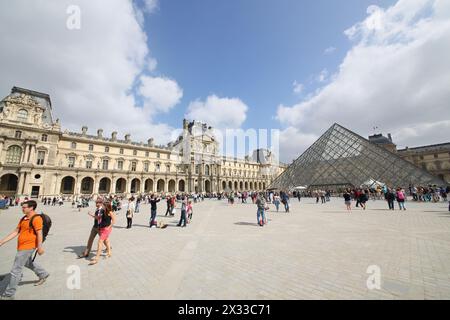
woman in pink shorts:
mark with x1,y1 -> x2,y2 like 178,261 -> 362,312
89,202 -> 115,265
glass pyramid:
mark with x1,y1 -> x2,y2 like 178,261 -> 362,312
271,123 -> 445,191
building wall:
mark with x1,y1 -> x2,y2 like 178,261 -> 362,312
0,88 -> 285,198
397,146 -> 450,184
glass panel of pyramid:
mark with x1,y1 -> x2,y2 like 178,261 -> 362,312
271,123 -> 445,190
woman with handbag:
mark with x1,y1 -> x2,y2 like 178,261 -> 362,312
126,199 -> 134,229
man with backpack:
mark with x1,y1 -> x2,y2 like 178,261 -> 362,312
0,200 -> 50,300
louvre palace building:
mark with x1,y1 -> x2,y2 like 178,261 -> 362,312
0,87 -> 285,198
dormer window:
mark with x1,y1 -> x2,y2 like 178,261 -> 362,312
16,109 -> 28,122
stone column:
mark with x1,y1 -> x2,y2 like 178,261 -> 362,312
0,137 -> 5,163
93,176 -> 100,195
53,174 -> 60,195
22,172 -> 31,195
29,144 -> 37,164
75,175 -> 81,197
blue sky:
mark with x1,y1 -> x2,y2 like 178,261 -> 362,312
142,0 -> 394,130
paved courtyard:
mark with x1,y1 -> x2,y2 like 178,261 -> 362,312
1,198 -> 450,300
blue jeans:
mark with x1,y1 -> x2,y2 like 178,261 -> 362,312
150,209 -> 157,226
398,201 -> 406,210
284,201 -> 289,212
274,201 -> 280,212
178,209 -> 187,226
4,249 -> 49,298
257,208 -> 266,225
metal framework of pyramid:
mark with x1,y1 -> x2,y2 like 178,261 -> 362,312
270,123 -> 445,191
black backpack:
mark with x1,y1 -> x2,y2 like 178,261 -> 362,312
20,213 -> 52,242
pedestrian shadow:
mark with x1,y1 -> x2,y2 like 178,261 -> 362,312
234,222 -> 260,227
63,245 -> 88,257
113,225 -> 128,229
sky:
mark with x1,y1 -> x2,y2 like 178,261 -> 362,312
1,0 -> 449,163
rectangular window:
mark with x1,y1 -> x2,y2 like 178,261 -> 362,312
120,148 -> 124,154
157,153 -> 160,158
102,160 -> 109,170
36,151 -> 45,166
145,151 -> 149,157
71,142 -> 77,149
105,146 -> 110,153
133,150 -> 137,156
156,163 -> 160,172
68,157 -> 75,168
117,160 -> 123,170
166,165 -> 170,173
144,162 -> 149,172
41,134 -> 48,142
15,131 -> 22,139
131,162 -> 137,172
86,160 -> 92,169
89,144 -> 94,151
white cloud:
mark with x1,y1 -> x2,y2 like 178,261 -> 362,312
292,81 -> 304,94
0,0 -> 178,144
139,76 -> 183,113
185,95 -> 249,129
316,69 -> 329,83
277,0 -> 450,161
324,46 -> 336,55
279,127 -> 318,164
143,0 -> 159,13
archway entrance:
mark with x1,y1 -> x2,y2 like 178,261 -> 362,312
205,180 -> 211,193
222,181 -> 227,191
99,177 -> 111,194
130,178 -> 141,194
168,180 -> 176,193
144,179 -> 153,193
60,176 -> 75,194
0,174 -> 18,196
80,177 -> 94,194
178,180 -> 186,192
157,179 -> 165,192
115,178 -> 126,194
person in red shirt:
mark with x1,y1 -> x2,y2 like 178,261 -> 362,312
0,200 -> 49,300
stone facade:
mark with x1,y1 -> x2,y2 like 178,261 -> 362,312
397,144 -> 450,184
0,87 -> 285,197
369,133 -> 450,184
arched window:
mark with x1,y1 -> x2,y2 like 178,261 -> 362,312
16,109 -> 28,122
6,146 -> 22,164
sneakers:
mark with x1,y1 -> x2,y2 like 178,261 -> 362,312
34,274 -> 50,286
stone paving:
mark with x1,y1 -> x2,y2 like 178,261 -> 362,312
1,197 -> 450,300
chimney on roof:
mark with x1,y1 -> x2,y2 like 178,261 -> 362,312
125,134 -> 131,142
148,138 -> 154,147
111,131 -> 117,141
82,126 -> 88,136
388,133 -> 393,142
97,129 -> 103,138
